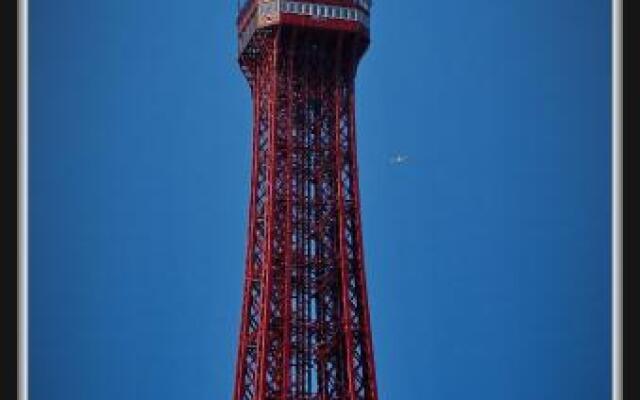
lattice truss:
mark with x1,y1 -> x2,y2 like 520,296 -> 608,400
233,26 -> 377,400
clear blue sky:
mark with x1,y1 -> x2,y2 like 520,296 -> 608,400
30,0 -> 611,399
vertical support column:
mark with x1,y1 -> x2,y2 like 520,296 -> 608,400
346,39 -> 378,400
333,33 -> 358,400
256,28 -> 280,400
281,27 -> 297,400
315,34 -> 331,397
233,60 -> 260,400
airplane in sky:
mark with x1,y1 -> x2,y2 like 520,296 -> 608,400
389,154 -> 409,165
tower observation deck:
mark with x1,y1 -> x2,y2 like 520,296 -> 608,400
232,1 -> 377,399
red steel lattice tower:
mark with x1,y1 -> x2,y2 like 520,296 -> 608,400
233,1 -> 377,399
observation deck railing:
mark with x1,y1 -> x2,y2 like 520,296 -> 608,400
237,0 -> 371,25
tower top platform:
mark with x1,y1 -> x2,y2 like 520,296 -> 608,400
237,0 -> 371,56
